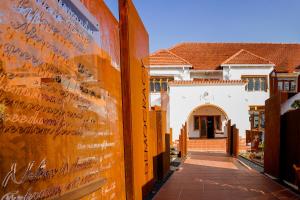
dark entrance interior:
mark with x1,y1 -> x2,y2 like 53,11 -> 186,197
207,116 -> 215,139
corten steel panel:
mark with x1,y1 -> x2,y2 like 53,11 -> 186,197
232,126 -> 239,157
119,0 -> 151,199
298,75 -> 300,92
149,110 -> 168,182
184,123 -> 188,157
163,134 -> 171,176
160,91 -> 169,112
170,128 -> 173,146
179,131 -> 182,157
280,109 -> 300,184
149,110 -> 158,182
0,0 -> 126,199
264,92 -> 288,178
226,120 -> 232,154
269,71 -> 278,97
179,124 -> 188,158
156,111 -> 164,155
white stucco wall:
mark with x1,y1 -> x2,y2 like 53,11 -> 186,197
169,83 -> 250,140
150,93 -> 161,107
150,65 -> 274,141
149,66 -> 191,80
223,66 -> 273,105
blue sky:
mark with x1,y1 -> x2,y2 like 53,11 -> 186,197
104,0 -> 300,53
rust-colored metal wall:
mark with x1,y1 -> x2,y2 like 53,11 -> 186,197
264,92 -> 288,178
0,0 -> 126,199
298,75 -> 300,93
280,109 -> 300,185
179,123 -> 188,158
226,120 -> 232,154
149,109 -> 170,183
232,125 -> 239,157
119,0 -> 152,199
226,121 -> 239,157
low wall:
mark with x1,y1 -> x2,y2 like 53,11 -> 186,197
188,138 -> 227,152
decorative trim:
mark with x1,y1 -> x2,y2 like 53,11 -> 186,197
169,80 -> 247,86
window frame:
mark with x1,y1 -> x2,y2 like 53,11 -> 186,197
150,76 -> 174,93
249,106 -> 265,131
242,75 -> 268,92
277,78 -> 297,92
194,116 -> 200,130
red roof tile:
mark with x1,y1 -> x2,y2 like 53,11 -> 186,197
163,43 -> 300,72
169,80 -> 247,86
222,49 -> 274,65
149,49 -> 191,66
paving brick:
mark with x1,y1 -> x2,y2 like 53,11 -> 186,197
154,152 -> 300,200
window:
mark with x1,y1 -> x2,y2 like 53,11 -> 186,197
253,113 -> 259,128
284,81 -> 290,91
161,81 -> 168,92
249,106 -> 265,131
248,78 -> 254,91
277,79 -> 297,92
242,76 -> 267,92
278,81 -> 283,91
260,112 -> 265,128
291,81 -> 297,91
150,81 -> 154,92
194,116 -> 200,130
154,81 -> 161,92
215,116 -> 221,130
150,77 -> 174,92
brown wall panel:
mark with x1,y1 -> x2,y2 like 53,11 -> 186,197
280,109 -> 300,184
264,92 -> 288,178
232,125 -> 239,157
0,0 -> 126,199
119,0 -> 151,199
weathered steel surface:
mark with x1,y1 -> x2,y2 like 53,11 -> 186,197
0,0 -> 126,199
119,0 -> 151,199
264,92 -> 288,178
281,109 -> 300,184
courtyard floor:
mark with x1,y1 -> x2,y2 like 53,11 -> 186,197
154,151 -> 300,200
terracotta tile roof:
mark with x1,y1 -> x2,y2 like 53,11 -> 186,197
222,49 -> 274,65
165,43 -> 300,72
169,80 -> 247,86
149,49 -> 191,66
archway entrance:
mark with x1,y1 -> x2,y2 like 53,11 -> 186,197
187,104 -> 229,139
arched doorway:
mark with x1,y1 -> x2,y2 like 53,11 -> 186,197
187,104 -> 229,139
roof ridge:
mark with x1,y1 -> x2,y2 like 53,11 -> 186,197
149,49 -> 191,65
165,50 -> 192,65
168,42 -> 300,47
150,49 -> 168,56
169,80 -> 247,85
221,49 -> 274,65
241,49 -> 274,64
222,49 -> 245,65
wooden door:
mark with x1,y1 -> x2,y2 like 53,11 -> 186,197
200,117 -> 207,137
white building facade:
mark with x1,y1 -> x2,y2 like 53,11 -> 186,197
149,43 -> 300,141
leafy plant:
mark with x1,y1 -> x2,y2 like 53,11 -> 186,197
291,100 -> 300,109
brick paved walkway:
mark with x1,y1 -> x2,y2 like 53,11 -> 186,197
154,151 -> 300,200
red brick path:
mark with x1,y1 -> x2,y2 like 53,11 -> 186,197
154,151 -> 300,200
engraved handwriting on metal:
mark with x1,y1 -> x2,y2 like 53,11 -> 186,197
1,159 -> 59,188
